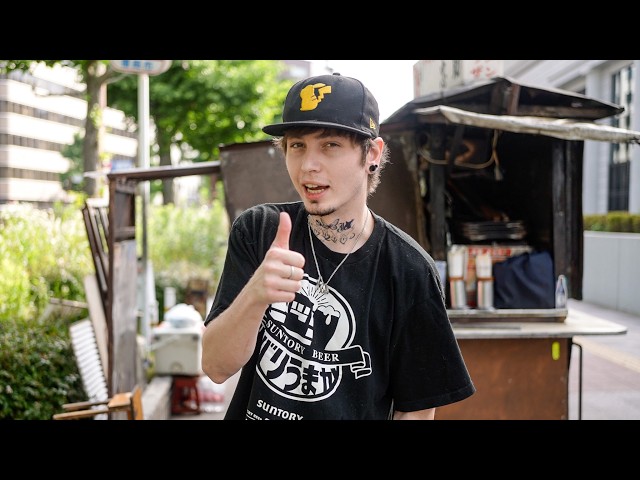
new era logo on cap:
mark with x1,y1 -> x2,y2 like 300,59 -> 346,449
263,73 -> 380,138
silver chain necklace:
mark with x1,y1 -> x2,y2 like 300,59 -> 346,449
307,208 -> 369,296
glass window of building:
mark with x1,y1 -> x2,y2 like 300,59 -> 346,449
609,64 -> 634,211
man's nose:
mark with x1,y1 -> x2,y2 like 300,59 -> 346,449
300,151 -> 321,171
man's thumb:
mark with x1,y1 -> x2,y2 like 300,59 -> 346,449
272,212 -> 292,250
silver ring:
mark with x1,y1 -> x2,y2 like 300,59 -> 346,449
288,265 -> 295,279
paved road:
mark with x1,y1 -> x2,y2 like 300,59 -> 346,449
174,298 -> 640,420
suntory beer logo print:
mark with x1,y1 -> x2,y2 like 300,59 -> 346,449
258,274 -> 372,402
299,83 -> 332,111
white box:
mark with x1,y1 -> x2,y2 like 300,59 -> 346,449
152,323 -> 203,376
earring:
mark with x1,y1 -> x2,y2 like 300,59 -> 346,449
369,164 -> 378,173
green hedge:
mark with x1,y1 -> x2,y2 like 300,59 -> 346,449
0,311 -> 86,420
584,211 -> 640,233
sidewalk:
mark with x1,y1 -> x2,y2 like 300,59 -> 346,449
168,299 -> 640,420
567,298 -> 640,420
568,298 -> 640,365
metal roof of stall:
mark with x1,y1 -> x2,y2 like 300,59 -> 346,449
381,76 -> 640,143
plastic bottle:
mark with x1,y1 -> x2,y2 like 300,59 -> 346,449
555,274 -> 568,308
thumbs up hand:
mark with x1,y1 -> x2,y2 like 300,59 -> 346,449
246,212 -> 305,304
271,211 -> 294,250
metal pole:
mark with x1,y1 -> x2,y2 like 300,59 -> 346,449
138,73 -> 151,345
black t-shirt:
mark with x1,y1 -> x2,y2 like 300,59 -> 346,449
205,202 -> 475,420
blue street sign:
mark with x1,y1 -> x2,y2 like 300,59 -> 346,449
110,60 -> 172,75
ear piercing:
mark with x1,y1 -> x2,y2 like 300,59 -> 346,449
369,164 -> 378,172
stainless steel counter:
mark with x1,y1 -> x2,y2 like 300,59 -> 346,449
449,307 -> 627,339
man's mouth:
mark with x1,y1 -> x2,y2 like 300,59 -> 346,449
304,183 -> 327,194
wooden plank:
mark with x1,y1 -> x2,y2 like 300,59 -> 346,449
84,274 -> 109,379
428,125 -> 448,261
82,199 -> 109,312
110,240 -> 139,395
54,386 -> 144,420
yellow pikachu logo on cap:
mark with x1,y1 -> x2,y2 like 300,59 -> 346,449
300,83 -> 332,111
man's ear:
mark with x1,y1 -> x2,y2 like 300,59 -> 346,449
370,137 -> 384,161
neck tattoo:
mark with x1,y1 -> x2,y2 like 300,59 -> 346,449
309,217 -> 356,245
308,207 -> 369,296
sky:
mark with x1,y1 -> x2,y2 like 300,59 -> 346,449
308,60 -> 419,122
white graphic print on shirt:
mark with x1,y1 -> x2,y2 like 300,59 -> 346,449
257,274 -> 372,402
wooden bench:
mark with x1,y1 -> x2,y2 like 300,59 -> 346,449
53,385 -> 143,420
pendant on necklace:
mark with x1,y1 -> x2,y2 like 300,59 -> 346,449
317,281 -> 329,295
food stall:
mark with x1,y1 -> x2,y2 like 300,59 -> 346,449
377,76 -> 638,419
218,76 -> 639,419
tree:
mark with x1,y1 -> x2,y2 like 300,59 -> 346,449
60,132 -> 84,192
107,60 -> 290,203
0,60 -> 116,198
1,60 -> 291,204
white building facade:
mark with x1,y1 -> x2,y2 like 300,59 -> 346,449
503,60 -> 640,215
0,62 -> 138,207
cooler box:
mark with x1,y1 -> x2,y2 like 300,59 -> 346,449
152,303 -> 204,376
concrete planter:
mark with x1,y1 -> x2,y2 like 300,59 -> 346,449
583,231 -> 640,316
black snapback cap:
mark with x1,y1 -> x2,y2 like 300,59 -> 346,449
263,72 -> 379,138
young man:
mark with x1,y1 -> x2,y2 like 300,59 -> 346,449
201,73 -> 475,420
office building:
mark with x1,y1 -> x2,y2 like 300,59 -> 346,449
0,62 -> 137,208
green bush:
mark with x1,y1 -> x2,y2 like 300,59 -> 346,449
0,201 -> 93,323
584,212 -> 640,233
0,311 -> 86,420
606,211 -> 632,232
144,199 -> 229,320
583,214 -> 606,231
